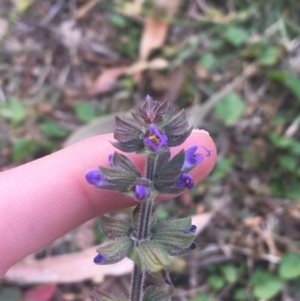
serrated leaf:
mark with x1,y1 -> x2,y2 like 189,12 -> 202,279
112,152 -> 141,177
152,231 -> 194,250
143,285 -> 173,301
279,252 -> 300,279
100,216 -> 131,240
214,92 -> 245,125
96,237 -> 133,265
100,167 -> 136,192
139,241 -> 170,272
152,217 -> 191,233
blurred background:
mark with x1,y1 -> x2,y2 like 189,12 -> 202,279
1,0 -> 300,300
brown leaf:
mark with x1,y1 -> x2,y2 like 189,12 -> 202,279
24,283 -> 57,301
192,213 -> 212,235
139,17 -> 169,60
86,67 -> 126,97
74,0 -> 98,20
4,247 -> 133,284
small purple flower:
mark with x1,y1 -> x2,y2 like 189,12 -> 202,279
145,95 -> 152,101
94,253 -> 106,264
185,225 -> 197,234
144,124 -> 168,152
85,169 -> 105,186
108,153 -> 113,166
176,174 -> 194,189
134,184 -> 150,200
182,145 -> 204,171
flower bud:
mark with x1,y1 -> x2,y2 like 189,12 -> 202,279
176,174 -> 194,189
85,169 -> 104,186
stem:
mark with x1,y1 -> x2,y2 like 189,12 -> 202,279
130,264 -> 145,301
130,193 -> 155,301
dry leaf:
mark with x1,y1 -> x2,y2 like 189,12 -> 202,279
87,67 -> 126,97
125,58 -> 168,75
139,0 -> 182,60
4,246 -> 133,284
193,213 -> 212,235
139,17 -> 169,60
75,0 -> 98,20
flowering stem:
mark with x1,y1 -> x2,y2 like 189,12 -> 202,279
130,264 -> 145,301
130,192 -> 155,301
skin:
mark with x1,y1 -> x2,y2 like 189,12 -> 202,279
0,131 -> 217,277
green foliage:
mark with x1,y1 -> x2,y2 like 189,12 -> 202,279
12,138 -> 39,162
221,264 -> 238,283
258,46 -> 282,66
279,252 -> 300,279
109,14 -> 128,28
40,120 -> 69,138
250,269 -> 283,300
214,92 -> 245,125
198,53 -> 218,70
210,156 -> 235,180
74,102 -> 97,123
224,26 -> 249,46
208,275 -> 225,291
0,98 -> 26,125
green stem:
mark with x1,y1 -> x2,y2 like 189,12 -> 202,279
130,180 -> 156,300
130,264 -> 145,301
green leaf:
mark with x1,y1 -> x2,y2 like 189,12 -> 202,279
109,14 -> 127,28
40,120 -> 69,138
96,237 -> 133,265
208,275 -> 225,291
214,92 -> 245,125
152,217 -> 191,233
74,102 -> 97,123
100,215 -> 131,240
285,183 -> 300,201
0,99 -> 26,125
143,285 -> 173,301
139,241 -> 170,272
269,132 -> 294,148
279,252 -> 300,279
278,155 -> 297,172
285,75 -> 300,101
250,269 -> 283,299
221,264 -> 238,283
210,156 -> 235,180
199,53 -> 217,70
258,47 -> 281,66
224,26 -> 249,46
12,138 -> 39,162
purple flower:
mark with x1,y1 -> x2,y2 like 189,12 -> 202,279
134,184 -> 150,200
144,124 -> 168,152
85,169 -> 105,186
94,253 -> 106,264
176,174 -> 194,189
182,145 -> 204,171
185,225 -> 197,234
145,95 -> 152,101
